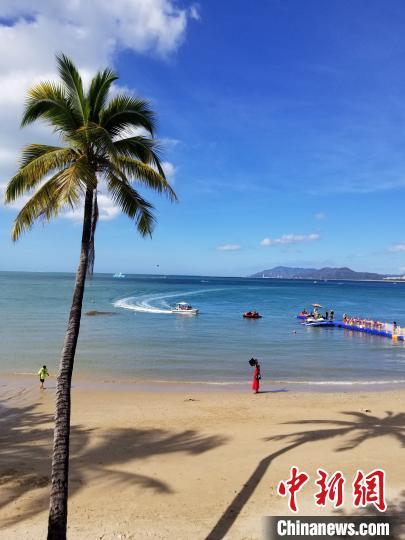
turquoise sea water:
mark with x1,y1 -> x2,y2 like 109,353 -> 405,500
1,271 -> 405,386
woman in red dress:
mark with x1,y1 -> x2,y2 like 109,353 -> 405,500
249,358 -> 261,393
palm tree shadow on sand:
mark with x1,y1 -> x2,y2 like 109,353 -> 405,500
0,399 -> 228,529
205,410 -> 405,540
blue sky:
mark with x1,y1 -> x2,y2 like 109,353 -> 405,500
1,0 -> 405,276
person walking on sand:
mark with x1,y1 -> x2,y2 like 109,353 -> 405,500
249,358 -> 261,394
38,365 -> 49,389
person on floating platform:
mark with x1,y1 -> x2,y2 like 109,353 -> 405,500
330,310 -> 334,321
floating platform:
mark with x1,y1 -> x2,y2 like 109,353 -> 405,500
332,321 -> 404,341
299,317 -> 405,341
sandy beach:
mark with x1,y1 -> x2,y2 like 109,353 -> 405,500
1,378 -> 404,539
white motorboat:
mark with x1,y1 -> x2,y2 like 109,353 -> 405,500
305,316 -> 326,324
171,302 -> 199,315
304,317 -> 332,327
113,272 -> 126,278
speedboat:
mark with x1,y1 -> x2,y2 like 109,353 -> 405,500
304,313 -> 334,326
297,304 -> 323,320
113,272 -> 126,278
304,319 -> 334,327
298,304 -> 335,327
305,316 -> 326,323
171,302 -> 199,315
243,311 -> 262,319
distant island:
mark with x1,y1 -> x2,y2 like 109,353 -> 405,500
249,266 -> 404,281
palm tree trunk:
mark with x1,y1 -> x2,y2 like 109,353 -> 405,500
47,188 -> 94,540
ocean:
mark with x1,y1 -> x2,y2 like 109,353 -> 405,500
1,271 -> 405,387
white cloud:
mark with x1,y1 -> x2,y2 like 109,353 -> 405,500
0,1 -> 194,67
161,161 -> 176,181
0,0 -> 195,221
260,233 -> 320,246
189,4 -> 201,20
161,137 -> 181,148
389,243 -> 405,253
216,244 -> 241,251
63,193 -> 120,223
97,195 -> 121,221
315,212 -> 327,220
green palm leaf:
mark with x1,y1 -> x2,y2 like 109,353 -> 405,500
87,68 -> 118,122
112,156 -> 177,201
56,53 -> 87,123
113,135 -> 166,175
21,81 -> 79,133
6,145 -> 77,202
100,95 -> 156,137
11,167 -> 82,240
69,123 -> 117,158
107,170 -> 155,236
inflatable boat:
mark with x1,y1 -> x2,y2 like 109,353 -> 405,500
243,311 -> 262,319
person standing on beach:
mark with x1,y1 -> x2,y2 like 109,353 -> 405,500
249,358 -> 261,394
38,365 -> 49,389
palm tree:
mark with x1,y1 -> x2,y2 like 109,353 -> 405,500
4,54 -> 176,539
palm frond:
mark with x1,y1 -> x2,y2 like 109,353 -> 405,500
5,145 -> 77,202
87,68 -> 118,122
66,158 -> 98,191
100,95 -> 156,137
113,135 -> 165,175
112,156 -> 177,201
19,144 -> 75,169
11,168 -> 83,241
56,53 -> 87,123
21,82 -> 79,132
107,171 -> 155,236
68,123 -> 117,158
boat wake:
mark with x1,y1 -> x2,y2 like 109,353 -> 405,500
113,288 -> 224,314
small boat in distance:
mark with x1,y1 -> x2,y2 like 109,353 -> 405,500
171,302 -> 199,315
113,272 -> 126,278
243,311 -> 262,319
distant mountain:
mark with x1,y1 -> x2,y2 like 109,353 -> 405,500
249,266 -> 388,281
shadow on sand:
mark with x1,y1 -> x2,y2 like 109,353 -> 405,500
0,399 -> 228,529
205,410 -> 405,539
335,489 -> 405,539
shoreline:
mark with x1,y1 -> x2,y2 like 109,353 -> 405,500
2,372 -> 405,394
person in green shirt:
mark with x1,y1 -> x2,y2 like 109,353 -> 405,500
38,365 -> 49,389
